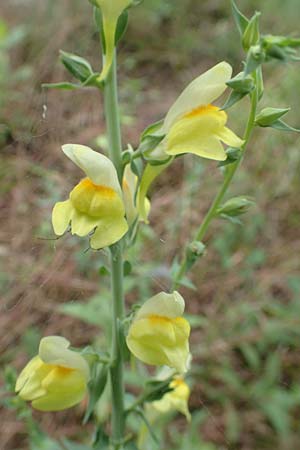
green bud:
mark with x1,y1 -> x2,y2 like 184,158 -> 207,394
60,50 -> 94,83
217,196 -> 255,217
255,107 -> 291,127
242,11 -> 261,51
226,72 -> 255,94
186,241 -> 206,270
244,44 -> 265,75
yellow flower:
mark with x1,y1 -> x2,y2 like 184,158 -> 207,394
150,377 -> 191,421
160,61 -> 244,160
126,291 -> 190,373
52,144 -> 128,249
96,0 -> 132,81
15,336 -> 90,411
122,164 -> 150,225
137,63 -> 244,218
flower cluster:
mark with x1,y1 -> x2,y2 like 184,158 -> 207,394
16,61 -> 241,414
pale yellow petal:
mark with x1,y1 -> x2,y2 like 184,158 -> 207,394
39,336 -> 90,380
135,291 -> 185,321
217,126 -> 244,148
15,356 -> 44,393
163,62 -> 232,132
90,216 -> 128,249
137,161 -> 172,223
70,209 -> 101,237
32,367 -> 86,411
52,200 -> 73,236
126,315 -> 190,373
62,144 -> 121,194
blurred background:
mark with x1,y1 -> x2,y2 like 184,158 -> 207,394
1,0 -> 300,449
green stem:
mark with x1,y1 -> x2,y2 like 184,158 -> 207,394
103,52 -> 125,448
104,53 -> 123,182
172,82 -> 258,290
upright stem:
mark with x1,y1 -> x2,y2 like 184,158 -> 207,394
103,52 -> 125,447
172,81 -> 258,290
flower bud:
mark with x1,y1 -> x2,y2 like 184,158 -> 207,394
217,196 -> 255,217
242,11 -> 261,51
255,107 -> 290,127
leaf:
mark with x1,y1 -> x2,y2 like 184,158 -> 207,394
270,119 -> 300,133
230,0 -> 249,36
222,90 -> 247,110
123,260 -> 132,276
92,427 -> 110,450
83,364 -> 108,424
42,82 -> 81,90
136,408 -> 160,446
115,10 -> 129,45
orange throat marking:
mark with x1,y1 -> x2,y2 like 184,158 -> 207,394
79,178 -> 116,197
184,104 -> 220,119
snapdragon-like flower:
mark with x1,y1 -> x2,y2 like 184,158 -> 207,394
96,0 -> 132,81
149,377 -> 191,421
160,61 -> 244,160
126,291 -> 190,373
52,144 -> 128,249
137,63 -> 244,220
15,336 -> 90,411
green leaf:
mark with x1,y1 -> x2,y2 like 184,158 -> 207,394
222,90 -> 247,110
270,119 -> 300,133
219,214 -> 243,225
136,407 -> 160,446
143,377 -> 173,403
83,363 -> 108,424
218,147 -> 241,167
92,427 -> 110,450
230,0 -> 249,36
115,10 -> 129,45
42,82 -> 81,90
123,260 -> 132,276
99,265 -> 110,276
